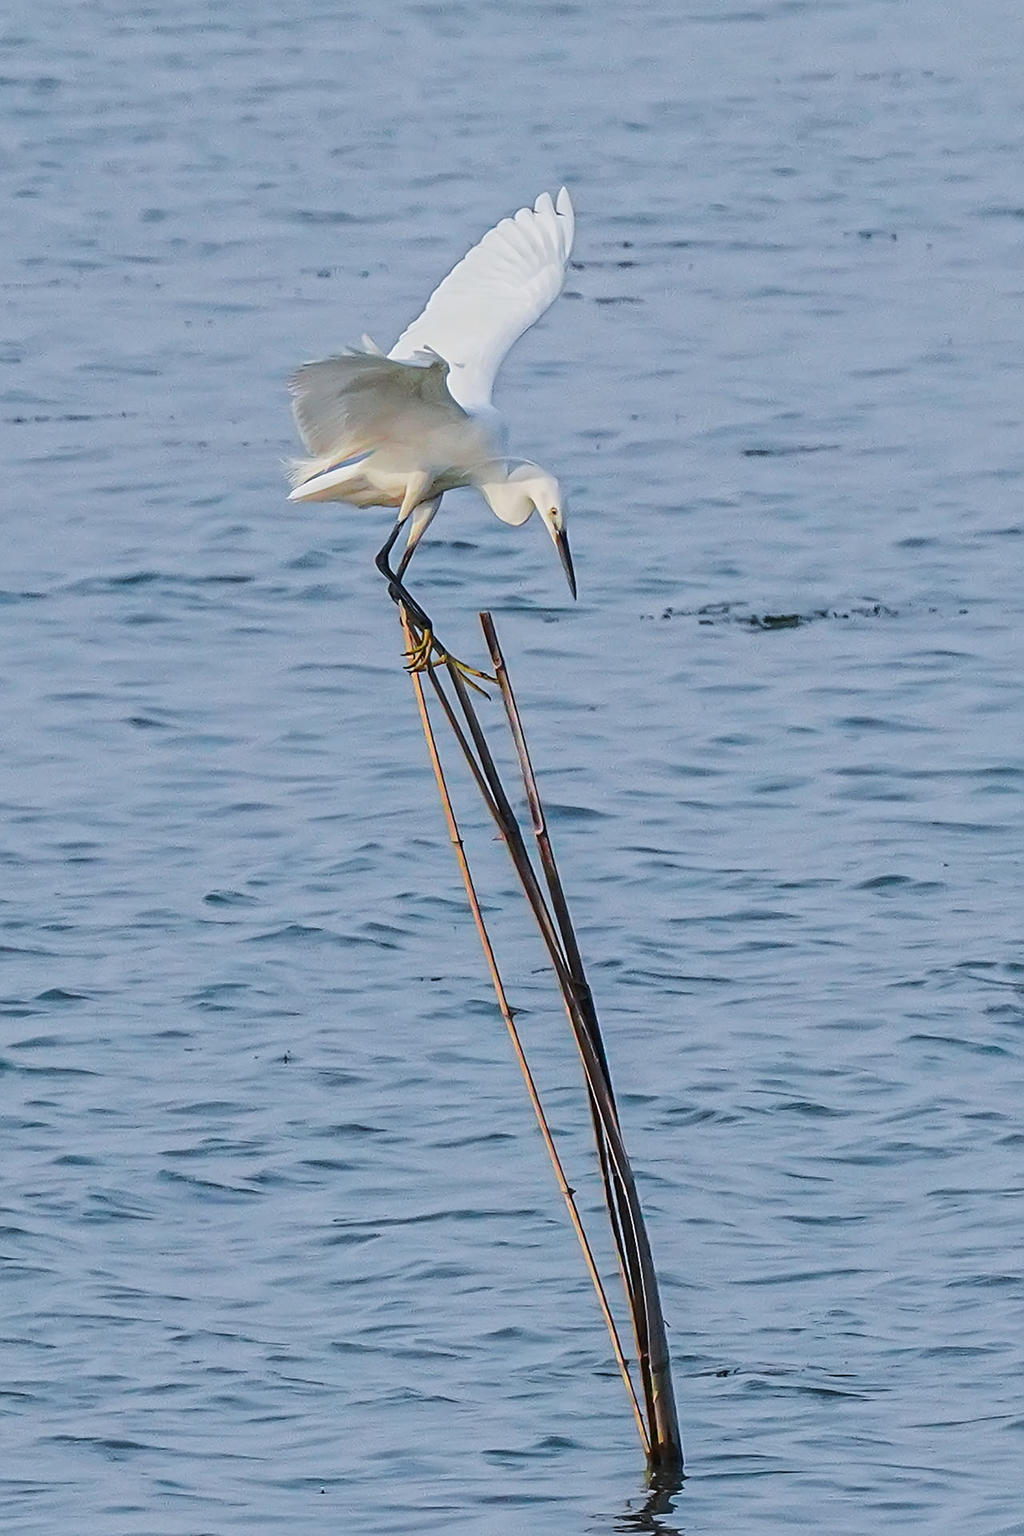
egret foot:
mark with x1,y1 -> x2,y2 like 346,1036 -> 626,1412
403,625 -> 436,672
403,626 -> 495,695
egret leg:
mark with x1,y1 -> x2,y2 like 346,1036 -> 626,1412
375,520 -> 433,633
374,518 -> 495,689
373,520 -> 441,670
393,509 -> 439,671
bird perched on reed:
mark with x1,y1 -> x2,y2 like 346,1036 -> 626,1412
287,188 -> 576,678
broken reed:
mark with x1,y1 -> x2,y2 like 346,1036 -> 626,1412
400,607 -> 683,1477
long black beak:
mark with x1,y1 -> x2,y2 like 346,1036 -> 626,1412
555,527 -> 577,600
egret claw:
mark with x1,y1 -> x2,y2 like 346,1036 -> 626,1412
404,628 -> 435,671
446,654 -> 497,687
450,662 -> 493,698
403,626 -> 495,692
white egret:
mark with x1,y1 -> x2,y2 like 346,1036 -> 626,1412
287,188 -> 576,676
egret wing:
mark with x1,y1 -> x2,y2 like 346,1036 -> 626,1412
289,351 -> 461,459
389,188 -> 574,414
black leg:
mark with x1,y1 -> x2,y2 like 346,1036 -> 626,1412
375,517 -> 495,692
374,521 -> 432,633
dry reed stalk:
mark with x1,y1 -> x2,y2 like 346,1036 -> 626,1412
428,636 -> 683,1473
399,609 -> 649,1456
478,613 -> 682,1475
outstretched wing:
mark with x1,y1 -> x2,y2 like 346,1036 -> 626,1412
388,188 -> 575,414
289,350 -> 461,459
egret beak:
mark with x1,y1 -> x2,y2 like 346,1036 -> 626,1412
555,526 -> 577,599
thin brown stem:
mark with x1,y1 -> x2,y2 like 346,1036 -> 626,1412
477,613 -> 683,1473
429,644 -> 682,1472
399,608 -> 650,1457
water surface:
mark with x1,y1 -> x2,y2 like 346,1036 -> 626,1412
3,2 -> 1023,1531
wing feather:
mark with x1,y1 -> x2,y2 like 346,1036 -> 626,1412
388,187 -> 574,413
288,351 -> 461,458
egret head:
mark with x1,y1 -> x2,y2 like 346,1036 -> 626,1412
486,464 -> 577,599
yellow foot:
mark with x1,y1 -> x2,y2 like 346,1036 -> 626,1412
446,654 -> 496,697
403,626 -> 436,672
403,628 -> 496,694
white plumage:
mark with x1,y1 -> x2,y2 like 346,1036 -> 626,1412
287,189 -> 577,616
389,187 -> 575,415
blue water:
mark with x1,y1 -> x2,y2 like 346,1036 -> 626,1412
3,1 -> 1023,1531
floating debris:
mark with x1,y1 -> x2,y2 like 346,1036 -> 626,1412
646,601 -> 902,627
